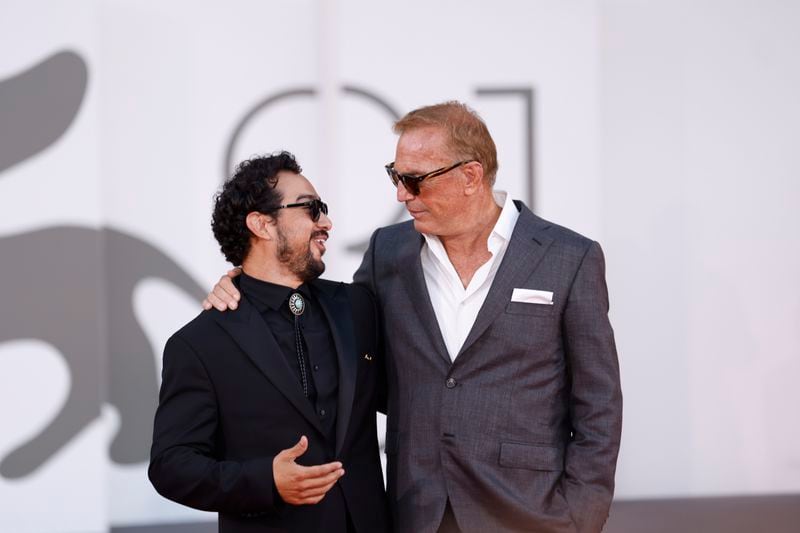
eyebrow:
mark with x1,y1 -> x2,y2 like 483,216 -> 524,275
393,164 -> 425,176
294,193 -> 319,202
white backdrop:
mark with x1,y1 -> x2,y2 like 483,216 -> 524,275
601,0 -> 800,498
1,1 -> 798,531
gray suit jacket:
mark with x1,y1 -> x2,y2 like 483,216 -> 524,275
354,201 -> 622,533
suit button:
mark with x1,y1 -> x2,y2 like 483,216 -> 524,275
445,377 -> 457,389
320,409 -> 326,416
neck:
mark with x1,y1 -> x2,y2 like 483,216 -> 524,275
241,251 -> 303,289
439,191 -> 502,257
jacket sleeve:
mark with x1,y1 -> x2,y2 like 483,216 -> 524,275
148,333 -> 281,514
560,241 -> 623,533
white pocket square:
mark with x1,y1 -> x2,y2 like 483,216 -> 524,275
511,288 -> 554,305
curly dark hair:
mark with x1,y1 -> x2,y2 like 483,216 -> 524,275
211,151 -> 302,265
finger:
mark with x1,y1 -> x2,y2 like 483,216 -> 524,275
298,468 -> 344,491
202,298 -> 212,311
218,275 -> 241,302
295,461 -> 343,479
227,267 -> 242,279
278,436 -> 308,462
205,292 -> 229,312
298,481 -> 338,504
212,284 -> 238,310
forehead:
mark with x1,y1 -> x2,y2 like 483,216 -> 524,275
395,126 -> 452,166
274,171 -> 318,200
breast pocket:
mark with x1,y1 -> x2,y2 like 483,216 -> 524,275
505,301 -> 557,317
486,301 -> 560,345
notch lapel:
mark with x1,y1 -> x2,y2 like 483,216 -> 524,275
212,297 -> 325,436
312,281 -> 357,456
398,230 -> 451,366
456,203 -> 554,359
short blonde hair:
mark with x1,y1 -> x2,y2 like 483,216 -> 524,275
393,101 -> 499,185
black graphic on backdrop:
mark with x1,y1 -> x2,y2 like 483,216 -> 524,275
0,52 -> 206,479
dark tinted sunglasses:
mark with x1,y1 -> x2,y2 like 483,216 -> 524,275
384,160 -> 475,195
275,198 -> 328,222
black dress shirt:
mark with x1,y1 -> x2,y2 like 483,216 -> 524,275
239,273 -> 339,447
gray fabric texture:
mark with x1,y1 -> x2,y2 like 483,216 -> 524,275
354,201 -> 622,533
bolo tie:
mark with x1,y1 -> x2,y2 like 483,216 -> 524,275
288,292 -> 309,397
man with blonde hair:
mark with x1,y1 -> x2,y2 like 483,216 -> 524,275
206,102 -> 622,533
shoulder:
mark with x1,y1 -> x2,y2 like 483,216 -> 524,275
541,217 -> 595,249
517,202 -> 598,256
344,282 -> 375,309
311,277 -> 343,296
167,309 -> 225,353
314,278 -> 375,308
370,220 -> 417,246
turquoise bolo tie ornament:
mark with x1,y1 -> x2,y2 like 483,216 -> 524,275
289,293 -> 305,316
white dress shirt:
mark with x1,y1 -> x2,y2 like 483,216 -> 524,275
420,191 -> 520,361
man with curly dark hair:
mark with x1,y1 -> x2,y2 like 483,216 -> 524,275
149,152 -> 389,533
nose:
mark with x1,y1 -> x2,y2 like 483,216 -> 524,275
317,211 -> 333,231
396,181 -> 415,202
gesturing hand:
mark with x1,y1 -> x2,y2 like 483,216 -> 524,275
273,436 -> 345,505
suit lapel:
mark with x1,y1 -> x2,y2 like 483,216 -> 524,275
456,203 -> 554,359
312,280 -> 357,456
398,230 -> 451,366
212,297 -> 325,436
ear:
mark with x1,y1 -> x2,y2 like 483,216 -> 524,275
245,212 -> 274,240
462,161 -> 486,196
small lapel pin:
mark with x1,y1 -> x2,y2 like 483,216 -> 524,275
363,353 -> 373,361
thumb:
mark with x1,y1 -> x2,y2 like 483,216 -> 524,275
228,267 -> 242,279
281,435 -> 308,461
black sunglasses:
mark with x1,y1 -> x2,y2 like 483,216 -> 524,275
384,160 -> 475,196
275,198 -> 328,222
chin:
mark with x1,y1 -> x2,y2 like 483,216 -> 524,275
412,219 -> 436,235
301,260 -> 325,282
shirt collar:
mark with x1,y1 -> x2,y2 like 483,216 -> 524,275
490,190 -> 518,244
421,189 -> 519,251
239,272 -> 312,314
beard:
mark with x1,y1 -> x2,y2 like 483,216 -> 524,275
276,227 -> 326,282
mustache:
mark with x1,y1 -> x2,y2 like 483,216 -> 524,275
311,231 -> 329,240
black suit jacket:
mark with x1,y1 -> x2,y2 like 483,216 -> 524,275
149,279 -> 389,533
